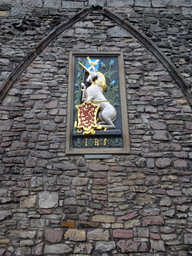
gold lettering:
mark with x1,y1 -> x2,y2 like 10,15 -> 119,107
95,138 -> 99,146
85,138 -> 88,147
103,138 -> 107,145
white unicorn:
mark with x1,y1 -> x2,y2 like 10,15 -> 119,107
79,62 -> 117,129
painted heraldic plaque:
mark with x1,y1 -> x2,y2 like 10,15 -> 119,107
66,52 -> 130,154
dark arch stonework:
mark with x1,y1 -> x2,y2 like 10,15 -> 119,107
0,5 -> 191,105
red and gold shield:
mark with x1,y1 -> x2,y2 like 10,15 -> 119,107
76,101 -> 101,135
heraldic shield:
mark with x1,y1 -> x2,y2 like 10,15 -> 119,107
75,101 -> 102,135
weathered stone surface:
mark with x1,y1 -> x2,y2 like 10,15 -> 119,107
0,239 -> 10,244
20,195 -> 36,208
43,122 -> 56,132
32,242 -> 44,255
145,105 -> 157,113
44,244 -> 72,254
88,164 -> 109,171
54,162 -> 76,170
31,219 -> 45,228
45,100 -> 58,109
145,176 -> 159,186
186,122 -> 192,129
15,247 -> 31,255
137,194 -> 156,205
107,0 -> 134,7
7,230 -> 36,239
72,177 -> 89,186
0,188 -> 7,197
142,216 -> 164,226
26,157 -> 37,167
62,1 -> 84,8
155,158 -> 172,168
150,240 -> 165,252
89,0 -> 106,6
0,249 -> 6,256
64,229 -> 86,241
113,229 -> 133,238
107,26 -> 131,38
39,192 -> 58,208
37,208 -> 52,215
61,220 -> 75,228
130,186 -> 148,192
138,227 -> 149,237
31,177 -> 43,187
143,208 -> 160,216
174,160 -> 188,168
184,234 -> 192,244
128,173 -> 146,180
0,120 -> 13,131
44,0 -> 61,8
154,188 -> 166,195
64,197 -> 77,205
117,239 -> 148,253
183,188 -> 192,196
162,175 -> 178,182
159,197 -> 172,206
161,233 -> 177,241
0,210 -> 11,221
167,189 -> 181,196
153,131 -> 171,141
87,229 -> 109,241
150,232 -> 160,240
117,211 -> 139,221
74,242 -> 93,254
124,219 -> 140,228
79,221 -> 100,229
0,11 -> 7,17
150,121 -> 166,130
95,241 -> 115,251
92,215 -> 115,223
45,228 -> 63,243
159,143 -> 181,151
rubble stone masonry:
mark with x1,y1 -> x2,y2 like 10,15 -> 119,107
0,0 -> 192,255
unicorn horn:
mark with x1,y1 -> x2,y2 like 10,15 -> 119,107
78,61 -> 90,74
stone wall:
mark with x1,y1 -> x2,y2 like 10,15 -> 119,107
0,0 -> 192,256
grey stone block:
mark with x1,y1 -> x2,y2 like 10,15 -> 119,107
95,241 -> 116,251
171,0 -> 192,6
22,0 -> 43,7
39,191 -> 58,208
107,0 -> 134,7
152,0 -> 170,7
153,0 -> 192,7
135,0 -> 151,7
44,244 -> 72,254
89,0 -> 106,6
184,234 -> 192,245
107,26 -> 132,38
44,0 -> 61,8
34,0 -> 43,7
10,7 -> 25,17
1,0 -> 20,4
62,1 -> 84,8
182,7 -> 192,17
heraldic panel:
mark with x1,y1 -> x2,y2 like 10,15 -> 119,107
66,52 -> 130,154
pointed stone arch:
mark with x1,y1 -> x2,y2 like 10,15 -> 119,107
0,5 -> 191,105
